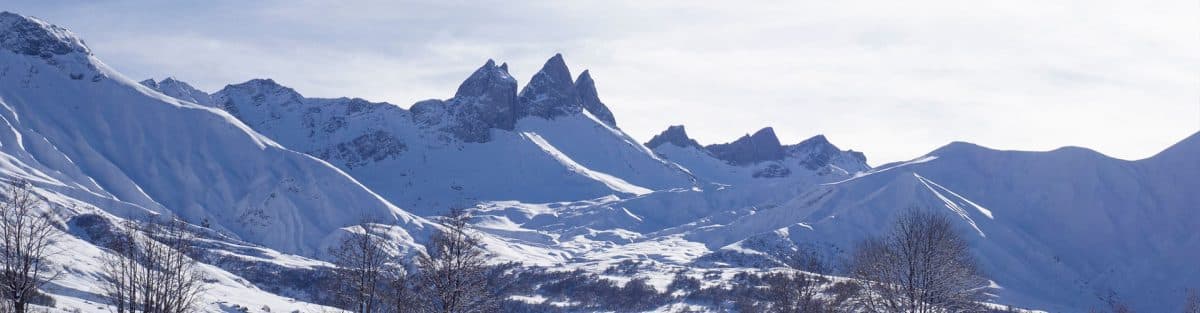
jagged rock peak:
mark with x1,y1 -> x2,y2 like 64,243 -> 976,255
517,53 -> 582,119
750,127 -> 782,146
0,12 -> 90,58
455,59 -> 517,99
574,70 -> 617,127
538,53 -> 572,82
706,127 -> 786,166
646,125 -> 703,149
436,58 -> 521,142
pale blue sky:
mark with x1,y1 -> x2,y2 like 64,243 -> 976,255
8,0 -> 1199,164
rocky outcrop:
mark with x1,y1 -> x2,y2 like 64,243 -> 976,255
517,54 -> 582,120
786,135 -> 868,172
212,78 -> 305,123
575,70 -> 617,127
705,127 -> 786,166
646,125 -> 704,150
413,59 -> 520,143
0,12 -> 90,57
653,126 -> 869,173
512,54 -> 619,128
414,54 -> 620,142
213,78 -> 410,168
312,130 -> 407,169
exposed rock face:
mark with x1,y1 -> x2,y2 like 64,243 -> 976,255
706,127 -> 786,166
212,79 -> 410,168
450,59 -> 519,134
647,124 -> 870,182
575,70 -> 617,127
412,54 -> 621,142
671,126 -> 868,172
0,12 -> 90,57
517,53 -> 582,120
752,164 -> 792,178
413,59 -> 520,143
786,135 -> 869,172
646,125 -> 704,150
141,77 -> 215,106
213,78 -> 305,124
409,99 -> 449,127
312,130 -> 407,169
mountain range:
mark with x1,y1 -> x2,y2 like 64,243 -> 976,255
1,11 -> 1196,312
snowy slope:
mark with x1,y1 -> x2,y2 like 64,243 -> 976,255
0,33 -> 430,255
461,130 -> 1198,312
0,11 -> 439,312
676,137 -> 1200,312
50,218 -> 347,313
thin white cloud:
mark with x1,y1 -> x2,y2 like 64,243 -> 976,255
7,0 -> 1198,164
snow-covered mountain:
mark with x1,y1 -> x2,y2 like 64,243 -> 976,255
0,11 -> 437,311
676,136 -> 1200,312
146,55 -> 696,215
6,10 -> 1197,313
0,12 -> 441,256
641,125 -> 870,208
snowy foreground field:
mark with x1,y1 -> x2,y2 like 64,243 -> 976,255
0,11 -> 1197,313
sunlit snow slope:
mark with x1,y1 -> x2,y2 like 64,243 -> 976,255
0,11 -> 437,312
678,138 -> 1200,312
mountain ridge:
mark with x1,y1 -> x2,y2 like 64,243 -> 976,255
158,55 -> 697,214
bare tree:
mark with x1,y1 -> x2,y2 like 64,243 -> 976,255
762,244 -> 830,313
101,226 -> 138,313
383,273 -> 418,313
329,220 -> 404,313
100,217 -> 206,313
848,208 -> 988,313
0,181 -> 61,313
145,217 -> 207,313
413,208 -> 498,313
763,271 -> 828,313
